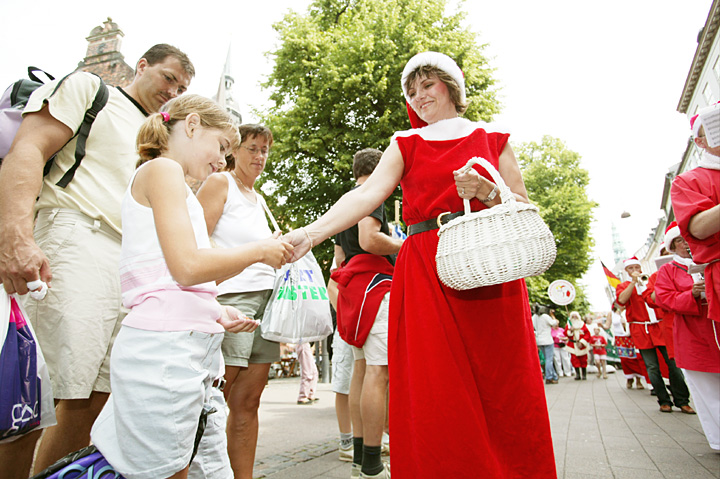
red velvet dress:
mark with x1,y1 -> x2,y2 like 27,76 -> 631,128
389,118 -> 556,478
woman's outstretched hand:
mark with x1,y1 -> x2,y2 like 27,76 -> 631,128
218,305 -> 260,333
260,231 -> 295,269
281,228 -> 313,263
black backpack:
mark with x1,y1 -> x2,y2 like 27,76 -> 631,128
0,67 -> 109,188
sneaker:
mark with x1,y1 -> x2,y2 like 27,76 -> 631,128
360,463 -> 391,478
339,442 -> 353,462
381,432 -> 390,456
351,463 -> 361,478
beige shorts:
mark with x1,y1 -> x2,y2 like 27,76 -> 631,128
352,293 -> 389,366
24,208 -> 125,399
217,290 -> 280,367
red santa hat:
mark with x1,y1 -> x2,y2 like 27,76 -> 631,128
664,221 -> 681,252
401,52 -> 466,106
623,256 -> 641,268
690,113 -> 703,138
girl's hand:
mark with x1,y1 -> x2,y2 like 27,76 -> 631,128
261,231 -> 294,269
453,168 -> 498,205
218,306 -> 260,333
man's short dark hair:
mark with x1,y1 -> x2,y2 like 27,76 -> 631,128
352,148 -> 382,180
139,44 -> 195,77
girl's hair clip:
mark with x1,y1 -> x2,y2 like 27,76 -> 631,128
161,112 -> 170,122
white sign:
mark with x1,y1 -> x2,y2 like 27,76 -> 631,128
548,280 -> 576,305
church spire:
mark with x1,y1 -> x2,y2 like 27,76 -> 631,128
215,46 -> 242,125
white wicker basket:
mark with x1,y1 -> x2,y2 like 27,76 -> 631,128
435,157 -> 557,290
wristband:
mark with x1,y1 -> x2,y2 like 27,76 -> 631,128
301,227 -> 314,248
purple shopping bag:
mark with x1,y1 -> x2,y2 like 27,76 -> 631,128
31,445 -> 124,479
0,296 -> 40,439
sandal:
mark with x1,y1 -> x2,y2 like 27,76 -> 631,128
297,398 -> 314,405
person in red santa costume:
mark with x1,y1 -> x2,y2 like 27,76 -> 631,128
654,221 -> 720,448
283,51 -> 556,478
642,244 -> 676,360
617,257 -> 694,413
564,311 -> 591,380
670,106 -> 720,324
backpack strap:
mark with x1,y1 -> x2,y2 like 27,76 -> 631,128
49,73 -> 109,188
26,66 -> 54,84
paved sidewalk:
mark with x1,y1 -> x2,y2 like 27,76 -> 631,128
254,373 -> 719,478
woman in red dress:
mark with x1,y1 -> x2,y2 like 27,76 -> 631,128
286,52 -> 556,479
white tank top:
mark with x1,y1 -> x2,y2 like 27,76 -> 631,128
119,163 -> 223,333
611,312 -> 629,337
211,172 -> 276,295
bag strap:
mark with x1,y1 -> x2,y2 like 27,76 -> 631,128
257,194 -> 281,233
27,66 -> 55,84
55,75 -> 109,188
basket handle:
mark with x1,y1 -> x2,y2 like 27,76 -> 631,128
457,157 -> 514,214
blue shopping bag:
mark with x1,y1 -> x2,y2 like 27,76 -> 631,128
0,295 -> 40,439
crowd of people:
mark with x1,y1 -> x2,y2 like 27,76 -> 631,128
0,41 -> 716,479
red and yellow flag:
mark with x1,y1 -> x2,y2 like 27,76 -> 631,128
601,261 -> 621,289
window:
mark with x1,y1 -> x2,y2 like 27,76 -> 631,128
714,56 -> 720,80
702,82 -> 716,104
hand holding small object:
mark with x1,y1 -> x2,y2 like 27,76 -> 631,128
26,279 -> 48,300
218,306 -> 260,333
692,280 -> 706,298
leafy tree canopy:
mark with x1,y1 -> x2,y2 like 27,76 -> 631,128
516,136 -> 597,316
258,0 -> 499,271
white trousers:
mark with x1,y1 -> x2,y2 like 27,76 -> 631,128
683,369 -> 720,451
553,347 -> 573,376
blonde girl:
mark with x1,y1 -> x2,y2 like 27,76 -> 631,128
90,94 -> 293,479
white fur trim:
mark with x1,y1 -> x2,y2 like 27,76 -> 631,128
391,117 -> 510,143
401,52 -> 465,104
692,115 -> 703,138
623,258 -> 641,268
664,225 -> 681,252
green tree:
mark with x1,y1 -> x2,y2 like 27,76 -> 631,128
516,136 -> 597,315
258,0 -> 499,271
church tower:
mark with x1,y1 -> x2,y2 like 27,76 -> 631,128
76,18 -> 135,86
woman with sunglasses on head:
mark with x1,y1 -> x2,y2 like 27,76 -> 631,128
196,124 -> 280,479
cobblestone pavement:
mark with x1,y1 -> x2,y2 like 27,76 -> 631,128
256,372 -> 719,478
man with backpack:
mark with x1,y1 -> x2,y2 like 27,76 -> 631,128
0,44 -> 194,478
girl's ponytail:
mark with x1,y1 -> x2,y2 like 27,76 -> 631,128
136,112 -> 175,167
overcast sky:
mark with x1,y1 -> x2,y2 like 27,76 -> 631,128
0,0 -> 714,310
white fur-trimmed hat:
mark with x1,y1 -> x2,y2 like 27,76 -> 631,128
664,221 -> 681,252
401,52 -> 466,104
623,256 -> 641,268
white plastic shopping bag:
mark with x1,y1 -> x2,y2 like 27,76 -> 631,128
261,252 -> 333,344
